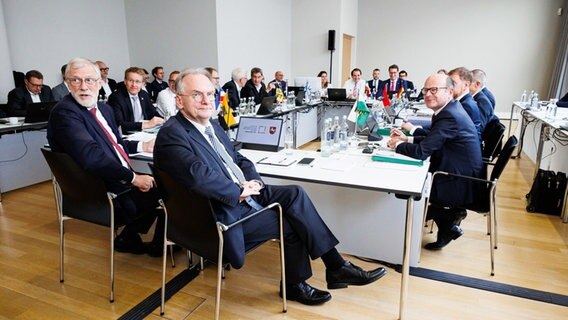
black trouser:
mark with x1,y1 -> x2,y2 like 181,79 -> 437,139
426,204 -> 467,236
118,187 -> 163,243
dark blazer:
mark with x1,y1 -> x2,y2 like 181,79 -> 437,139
153,113 -> 339,272
222,80 -> 241,110
482,87 -> 496,109
52,82 -> 69,101
6,85 -> 54,116
98,78 -> 118,101
147,80 -> 168,102
268,79 -> 287,96
396,100 -> 483,207
459,93 -> 482,142
473,90 -> 496,134
107,86 -> 161,133
241,80 -> 269,104
47,95 -> 155,224
406,80 -> 415,91
367,79 -> 381,94
377,78 -> 408,98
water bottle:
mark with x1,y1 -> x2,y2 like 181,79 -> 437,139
546,99 -> 557,119
332,116 -> 340,152
248,97 -> 255,114
528,90 -> 535,104
531,93 -> 539,110
339,115 -> 349,151
321,119 -> 332,157
520,90 -> 527,105
287,90 -> 295,108
284,124 -> 294,155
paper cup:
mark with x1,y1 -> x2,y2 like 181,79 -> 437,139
8,117 -> 19,124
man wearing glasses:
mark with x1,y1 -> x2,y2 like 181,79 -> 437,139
7,69 -> 54,116
96,60 -> 118,101
47,58 -> 164,256
387,74 -> 482,250
107,67 -> 164,134
153,69 -> 386,306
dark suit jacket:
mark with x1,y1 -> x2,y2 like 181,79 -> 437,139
396,100 -> 483,207
6,85 -> 54,116
98,78 -> 118,101
367,79 -> 381,94
268,79 -> 287,96
222,80 -> 240,110
482,87 -> 496,109
52,82 -> 70,101
459,93 -> 482,142
377,78 -> 408,98
473,90 -> 496,134
107,86 -> 161,133
154,114 -> 263,267
47,95 -> 146,223
406,80 -> 415,91
147,80 -> 168,102
241,80 -> 269,104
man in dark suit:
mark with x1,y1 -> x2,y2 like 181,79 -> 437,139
96,60 -> 118,101
472,69 -> 496,108
268,70 -> 287,96
107,67 -> 164,134
367,68 -> 381,95
449,67 -> 482,142
153,69 -> 385,306
398,70 -> 415,91
222,67 -> 248,110
388,74 -> 483,250
47,58 -> 164,256
377,64 -> 408,99
241,67 -> 275,104
6,70 -> 54,116
147,66 -> 168,102
470,70 -> 498,134
52,64 -> 70,101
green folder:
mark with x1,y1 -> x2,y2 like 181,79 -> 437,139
371,154 -> 423,166
376,128 -> 411,136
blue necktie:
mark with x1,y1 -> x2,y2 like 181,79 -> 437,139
204,126 -> 263,210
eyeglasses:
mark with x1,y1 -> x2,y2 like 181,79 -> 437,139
68,77 -> 99,86
421,87 -> 448,95
99,68 -> 109,72
179,90 -> 216,103
27,82 -> 43,88
126,79 -> 143,85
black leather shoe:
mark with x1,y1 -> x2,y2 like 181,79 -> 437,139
281,281 -> 331,305
326,261 -> 386,289
424,225 -> 464,250
114,233 -> 147,254
146,242 -> 164,257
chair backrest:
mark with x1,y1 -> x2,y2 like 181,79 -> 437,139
13,71 -> 25,88
41,148 -> 113,226
0,103 -> 7,118
482,119 -> 505,160
489,135 -> 518,182
149,164 -> 221,263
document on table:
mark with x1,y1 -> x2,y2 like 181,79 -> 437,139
124,131 -> 156,142
257,155 -> 297,166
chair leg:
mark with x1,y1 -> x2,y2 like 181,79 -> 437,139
109,228 -> 115,303
215,238 -> 224,320
492,189 -> 498,249
160,239 -> 168,315
278,206 -> 287,313
59,219 -> 65,283
169,245 -> 175,268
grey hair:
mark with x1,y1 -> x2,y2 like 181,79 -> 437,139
231,67 -> 247,81
175,68 -> 213,95
65,57 -> 101,79
471,69 -> 487,85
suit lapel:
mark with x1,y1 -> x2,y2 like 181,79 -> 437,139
82,104 -> 121,162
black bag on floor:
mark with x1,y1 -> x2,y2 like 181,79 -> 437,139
526,169 -> 567,215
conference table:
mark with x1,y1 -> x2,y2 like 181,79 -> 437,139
508,102 -> 568,222
132,141 -> 431,320
0,118 -> 51,202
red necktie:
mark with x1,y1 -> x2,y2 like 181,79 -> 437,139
88,107 -> 131,166
390,81 -> 395,92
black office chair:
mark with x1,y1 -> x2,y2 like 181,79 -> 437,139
149,164 -> 287,320
424,136 -> 518,276
481,119 -> 505,163
0,103 -> 7,118
12,70 -> 25,88
41,148 -> 129,302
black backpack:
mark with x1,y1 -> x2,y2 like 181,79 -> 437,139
526,169 -> 567,215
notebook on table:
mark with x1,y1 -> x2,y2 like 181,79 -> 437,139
24,102 -> 56,123
256,96 -> 277,115
327,88 -> 347,101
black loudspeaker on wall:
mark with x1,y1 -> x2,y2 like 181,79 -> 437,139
328,30 -> 336,51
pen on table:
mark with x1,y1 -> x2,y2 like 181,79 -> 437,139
256,157 -> 268,164
278,157 -> 287,163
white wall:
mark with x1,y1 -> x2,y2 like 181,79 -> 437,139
2,0 -> 131,86
124,0 -> 218,78
0,2 -> 13,103
216,0 -> 291,85
357,0 -> 564,115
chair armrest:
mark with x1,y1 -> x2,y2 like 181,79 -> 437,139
108,187 -> 133,200
432,171 -> 495,185
220,202 -> 282,231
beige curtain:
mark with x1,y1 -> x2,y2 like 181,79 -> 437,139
549,0 -> 568,99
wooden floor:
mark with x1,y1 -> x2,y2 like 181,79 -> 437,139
1,148 -> 567,319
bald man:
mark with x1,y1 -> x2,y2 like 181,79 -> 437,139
388,74 -> 483,250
